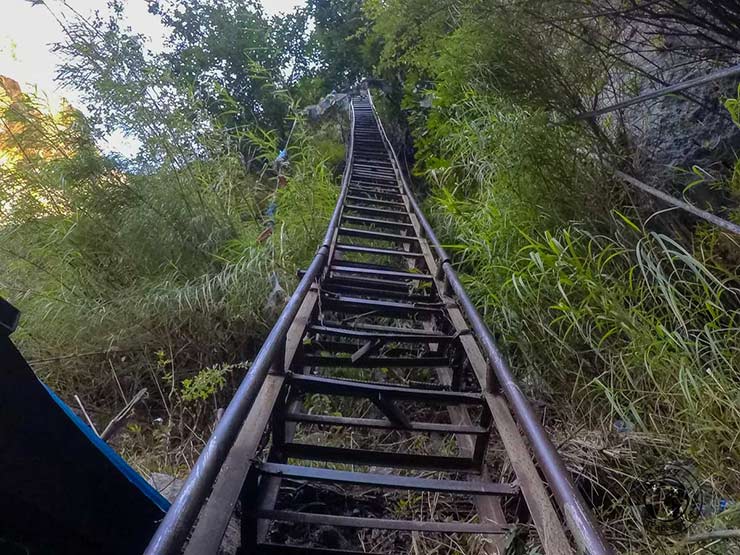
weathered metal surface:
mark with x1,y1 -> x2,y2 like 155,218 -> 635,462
287,373 -> 482,404
282,442 -> 479,472
329,264 -> 433,281
284,412 -> 488,435
183,289 -> 320,554
341,214 -> 414,229
334,243 -> 426,259
145,94 -> 613,555
338,226 -> 419,243
368,90 -> 614,554
257,545 -> 381,555
302,355 -> 450,369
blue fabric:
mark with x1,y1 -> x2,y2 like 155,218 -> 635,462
43,384 -> 171,512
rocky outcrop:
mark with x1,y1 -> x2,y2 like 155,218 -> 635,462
593,27 -> 740,209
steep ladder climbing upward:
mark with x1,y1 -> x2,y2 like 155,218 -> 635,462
145,95 -> 614,555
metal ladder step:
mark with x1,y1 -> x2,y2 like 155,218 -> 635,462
322,275 -> 417,293
343,205 -> 410,219
256,462 -> 516,496
320,293 -> 442,316
303,339 -> 420,357
286,373 -> 481,405
321,283 -> 433,302
352,160 -> 394,169
281,443 -> 480,472
310,321 -> 445,336
284,412 -> 488,435
338,226 -> 419,244
351,168 -> 396,177
329,265 -> 433,281
253,509 -> 508,534
256,544 -> 381,555
328,259 -> 411,272
349,177 -> 401,191
302,355 -> 450,369
347,186 -> 403,199
345,195 -> 405,207
341,215 -> 414,231
308,323 -> 454,343
335,244 -> 425,259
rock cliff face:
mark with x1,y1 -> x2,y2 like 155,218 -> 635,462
618,66 -> 739,196
304,91 -> 350,121
593,26 -> 740,212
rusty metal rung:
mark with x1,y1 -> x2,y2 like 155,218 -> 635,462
256,544 -> 382,555
335,243 -> 425,259
256,462 -> 517,495
330,265 -> 433,281
284,412 -> 489,435
285,373 -> 482,405
320,283 -> 434,302
349,179 -> 400,189
321,275 -> 415,293
302,354 -> 450,369
345,195 -> 405,207
341,215 -> 414,230
281,442 -> 480,472
343,204 -> 409,218
338,226 -> 419,243
254,509 -> 508,534
320,292 -> 443,316
308,323 -> 454,342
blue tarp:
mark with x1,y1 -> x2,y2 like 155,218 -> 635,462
0,335 -> 169,554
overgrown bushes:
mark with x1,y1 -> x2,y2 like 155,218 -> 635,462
1,52 -> 342,480
391,86 -> 740,551
4,0 -> 740,550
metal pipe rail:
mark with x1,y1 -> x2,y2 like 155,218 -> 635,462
574,62 -> 740,121
144,94 -> 615,555
142,103 -> 358,555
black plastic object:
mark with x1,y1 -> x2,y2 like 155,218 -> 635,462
0,297 -> 19,336
0,335 -> 169,554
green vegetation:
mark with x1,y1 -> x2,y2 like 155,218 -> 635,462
360,1 -> 740,551
406,87 -> 740,495
3,0 -> 740,552
0,0 -> 341,474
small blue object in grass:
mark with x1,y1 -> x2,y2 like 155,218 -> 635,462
613,419 -> 633,433
266,199 -> 277,219
701,497 -> 736,516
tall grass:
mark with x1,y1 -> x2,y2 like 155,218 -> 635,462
484,226 -> 740,473
402,89 -> 740,550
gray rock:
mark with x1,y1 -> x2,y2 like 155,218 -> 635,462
304,92 -> 350,121
149,472 -> 184,502
148,472 -> 240,554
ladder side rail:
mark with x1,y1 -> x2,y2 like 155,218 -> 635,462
366,89 -> 615,555
143,102 -> 357,555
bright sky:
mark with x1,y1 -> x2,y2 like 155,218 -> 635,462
0,0 -> 305,155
